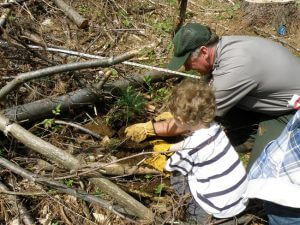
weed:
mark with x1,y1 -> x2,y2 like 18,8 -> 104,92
64,179 -> 74,187
50,222 -> 59,225
42,104 -> 62,131
0,148 -> 3,156
78,5 -> 90,15
153,19 -> 173,35
167,0 -> 177,5
144,174 -> 153,180
93,188 -> 104,197
154,183 -> 164,195
107,86 -> 146,125
118,11 -> 132,28
143,76 -> 171,102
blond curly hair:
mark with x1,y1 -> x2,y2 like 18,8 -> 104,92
168,79 -> 216,127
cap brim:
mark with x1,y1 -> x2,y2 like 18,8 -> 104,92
167,52 -> 190,71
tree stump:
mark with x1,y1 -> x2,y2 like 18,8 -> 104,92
241,0 -> 300,33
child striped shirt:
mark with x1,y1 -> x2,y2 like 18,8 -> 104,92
165,123 -> 248,218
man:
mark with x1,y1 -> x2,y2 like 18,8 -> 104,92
125,23 -> 300,167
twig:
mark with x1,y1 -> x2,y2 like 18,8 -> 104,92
54,119 -> 101,139
0,48 -> 139,101
52,0 -> 88,29
0,7 -> 11,35
0,181 -> 35,225
0,189 -> 47,196
0,156 -> 134,220
0,0 -> 27,8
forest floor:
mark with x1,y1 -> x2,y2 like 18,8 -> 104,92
0,0 -> 300,225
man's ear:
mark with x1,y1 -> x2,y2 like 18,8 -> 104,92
199,46 -> 209,59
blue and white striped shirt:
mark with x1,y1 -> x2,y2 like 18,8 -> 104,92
165,123 -> 248,218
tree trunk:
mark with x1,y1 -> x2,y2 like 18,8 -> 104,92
241,0 -> 300,33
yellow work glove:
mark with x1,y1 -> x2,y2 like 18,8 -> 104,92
124,112 -> 173,143
154,111 -> 173,122
144,139 -> 174,172
124,121 -> 155,143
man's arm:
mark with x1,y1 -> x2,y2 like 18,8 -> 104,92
153,118 -> 189,136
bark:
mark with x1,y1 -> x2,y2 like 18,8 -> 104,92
0,157 -> 129,219
0,50 -> 138,101
0,181 -> 35,225
3,70 -> 176,122
172,0 -> 188,36
90,178 -> 154,223
52,0 -> 88,29
0,114 -> 81,170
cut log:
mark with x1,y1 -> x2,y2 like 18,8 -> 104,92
241,0 -> 300,33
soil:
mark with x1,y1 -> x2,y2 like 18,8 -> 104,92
0,0 -> 299,224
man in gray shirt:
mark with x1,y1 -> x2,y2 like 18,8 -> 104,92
126,23 -> 300,160
125,23 -> 300,224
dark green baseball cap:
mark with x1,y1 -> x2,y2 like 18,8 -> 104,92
168,23 -> 211,71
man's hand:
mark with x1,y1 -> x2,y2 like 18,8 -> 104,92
124,121 -> 155,143
124,112 -> 174,143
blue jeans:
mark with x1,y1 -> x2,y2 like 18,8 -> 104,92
264,201 -> 300,225
171,173 -> 210,224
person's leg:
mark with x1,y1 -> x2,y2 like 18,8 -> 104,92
170,172 -> 210,224
264,201 -> 300,225
247,113 -> 294,170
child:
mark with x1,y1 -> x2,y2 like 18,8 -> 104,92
164,79 -> 248,223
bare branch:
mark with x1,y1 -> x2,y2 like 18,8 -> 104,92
0,181 -> 35,225
0,49 -> 138,101
52,0 -> 89,29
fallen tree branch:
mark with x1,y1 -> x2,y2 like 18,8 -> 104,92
0,181 -> 35,225
3,70 -> 176,122
53,0 -> 89,29
0,156 -> 136,221
0,49 -> 139,101
0,0 -> 27,8
0,7 -> 11,35
0,114 -> 81,170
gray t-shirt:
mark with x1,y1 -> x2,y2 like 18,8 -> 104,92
212,36 -> 300,117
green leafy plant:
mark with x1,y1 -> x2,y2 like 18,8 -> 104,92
0,148 -> 4,156
154,183 -> 164,195
143,76 -> 171,102
153,19 -> 173,35
144,174 -> 153,180
107,86 -> 146,124
51,222 -> 59,225
64,179 -> 74,187
42,104 -> 61,130
118,11 -> 132,27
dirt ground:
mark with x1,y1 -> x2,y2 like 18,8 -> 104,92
0,0 -> 300,224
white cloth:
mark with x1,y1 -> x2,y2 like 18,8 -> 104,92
165,123 -> 248,218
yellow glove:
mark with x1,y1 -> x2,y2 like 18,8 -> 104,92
124,121 -> 155,143
144,140 -> 174,172
154,112 -> 173,122
124,112 -> 173,143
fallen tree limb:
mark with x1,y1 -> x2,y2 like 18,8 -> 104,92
0,114 -> 81,170
0,157 -> 136,221
53,0 -> 89,29
0,7 -> 11,35
0,0 -> 27,8
0,181 -> 35,225
3,70 -> 176,122
0,49 -> 139,101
